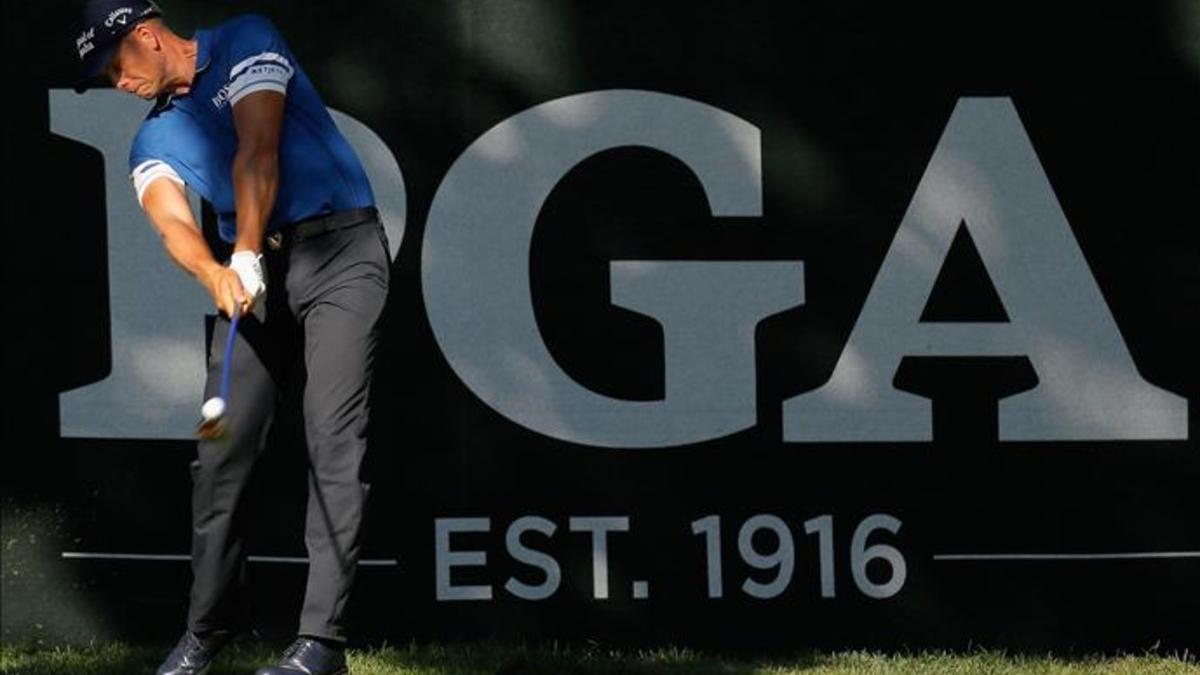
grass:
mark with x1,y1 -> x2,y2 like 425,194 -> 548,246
1,640 -> 1197,675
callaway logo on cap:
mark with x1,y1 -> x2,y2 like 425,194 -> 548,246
73,0 -> 163,92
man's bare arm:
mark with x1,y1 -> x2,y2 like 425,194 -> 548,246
140,178 -> 247,317
231,90 -> 286,254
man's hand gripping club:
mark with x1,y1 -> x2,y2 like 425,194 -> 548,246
198,249 -> 264,320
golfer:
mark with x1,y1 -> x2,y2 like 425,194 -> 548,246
73,1 -> 390,673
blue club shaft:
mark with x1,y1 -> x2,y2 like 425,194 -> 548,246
220,310 -> 241,405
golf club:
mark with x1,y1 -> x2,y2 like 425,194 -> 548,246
197,307 -> 241,439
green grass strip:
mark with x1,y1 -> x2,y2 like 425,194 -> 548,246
1,640 -> 1197,675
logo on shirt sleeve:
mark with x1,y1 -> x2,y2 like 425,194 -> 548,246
211,52 -> 294,109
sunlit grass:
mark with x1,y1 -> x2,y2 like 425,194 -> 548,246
1,640 -> 1197,675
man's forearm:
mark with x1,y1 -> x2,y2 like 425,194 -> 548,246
155,214 -> 224,283
232,151 -> 279,254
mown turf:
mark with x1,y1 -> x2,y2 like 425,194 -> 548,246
1,640 -> 1197,675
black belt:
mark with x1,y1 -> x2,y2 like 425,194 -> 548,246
265,207 -> 378,251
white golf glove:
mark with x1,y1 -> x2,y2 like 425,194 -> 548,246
229,250 -> 266,313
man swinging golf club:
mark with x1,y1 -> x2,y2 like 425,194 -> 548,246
73,1 -> 391,673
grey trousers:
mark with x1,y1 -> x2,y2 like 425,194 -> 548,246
186,213 -> 390,643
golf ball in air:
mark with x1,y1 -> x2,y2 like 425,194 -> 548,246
201,397 -> 226,421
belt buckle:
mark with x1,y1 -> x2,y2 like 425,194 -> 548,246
266,231 -> 284,251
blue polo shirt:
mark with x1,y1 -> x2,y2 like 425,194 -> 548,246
128,14 -> 374,243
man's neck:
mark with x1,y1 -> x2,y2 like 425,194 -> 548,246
165,36 -> 199,96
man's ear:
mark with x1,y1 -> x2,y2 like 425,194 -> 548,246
132,22 -> 162,51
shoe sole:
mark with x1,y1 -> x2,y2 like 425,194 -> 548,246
156,661 -> 210,675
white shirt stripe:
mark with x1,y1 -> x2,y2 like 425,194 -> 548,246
131,159 -> 185,206
227,54 -> 294,105
229,80 -> 289,106
229,51 -> 293,82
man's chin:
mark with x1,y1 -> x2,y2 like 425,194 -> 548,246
130,83 -> 160,99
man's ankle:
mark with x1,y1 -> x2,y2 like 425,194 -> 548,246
193,627 -> 234,641
301,635 -> 345,651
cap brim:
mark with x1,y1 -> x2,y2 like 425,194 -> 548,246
73,76 -> 107,94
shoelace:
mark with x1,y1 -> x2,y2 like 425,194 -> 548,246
166,632 -> 207,667
167,632 -> 192,660
186,630 -> 231,659
282,639 -> 308,660
187,632 -> 209,653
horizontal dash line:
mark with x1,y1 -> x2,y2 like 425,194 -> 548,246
61,552 -> 399,566
933,552 -> 1200,561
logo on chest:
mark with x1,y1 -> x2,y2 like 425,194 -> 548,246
211,84 -> 233,109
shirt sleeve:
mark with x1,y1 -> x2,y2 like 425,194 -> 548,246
223,14 -> 297,106
129,123 -> 186,207
130,159 -> 185,206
